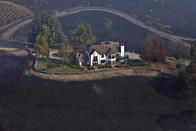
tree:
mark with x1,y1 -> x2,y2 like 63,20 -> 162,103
59,43 -> 73,58
28,12 -> 63,46
34,35 -> 50,58
28,13 -> 42,42
48,14 -> 63,45
40,24 -> 50,42
190,40 -> 196,58
179,60 -> 196,89
59,43 -> 73,65
70,24 -> 96,49
179,41 -> 196,89
167,41 -> 190,58
138,34 -> 166,62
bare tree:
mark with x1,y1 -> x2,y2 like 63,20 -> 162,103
138,34 -> 166,63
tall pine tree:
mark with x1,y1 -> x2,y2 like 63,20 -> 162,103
28,12 -> 63,46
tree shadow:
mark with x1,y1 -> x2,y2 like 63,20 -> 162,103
149,75 -> 185,99
157,110 -> 196,130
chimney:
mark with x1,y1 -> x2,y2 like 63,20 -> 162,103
120,43 -> 125,57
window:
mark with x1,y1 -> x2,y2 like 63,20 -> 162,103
101,60 -> 106,64
82,62 -> 86,66
101,55 -> 104,58
93,63 -> 98,66
93,56 -> 98,62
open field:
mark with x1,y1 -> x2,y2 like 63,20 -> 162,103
0,1 -> 33,36
0,40 -> 196,130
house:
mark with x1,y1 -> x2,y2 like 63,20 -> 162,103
85,41 -> 125,66
75,41 -> 143,67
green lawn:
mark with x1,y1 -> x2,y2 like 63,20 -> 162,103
36,59 -> 86,73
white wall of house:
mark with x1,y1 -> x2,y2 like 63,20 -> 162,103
90,51 -> 102,66
90,52 -> 122,66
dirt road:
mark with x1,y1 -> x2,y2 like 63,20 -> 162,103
1,7 -> 195,44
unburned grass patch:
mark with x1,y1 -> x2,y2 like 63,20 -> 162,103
36,59 -> 86,73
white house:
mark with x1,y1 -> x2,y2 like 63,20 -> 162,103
85,41 -> 125,66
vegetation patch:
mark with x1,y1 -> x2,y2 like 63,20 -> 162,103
128,59 -> 146,67
36,59 -> 86,73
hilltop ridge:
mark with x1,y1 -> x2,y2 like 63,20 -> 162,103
6,0 -> 196,38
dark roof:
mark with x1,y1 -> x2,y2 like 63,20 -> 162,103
90,41 -> 121,55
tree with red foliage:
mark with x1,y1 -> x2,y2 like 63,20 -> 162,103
138,34 -> 166,62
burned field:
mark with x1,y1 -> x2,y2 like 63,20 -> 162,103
0,43 -> 195,131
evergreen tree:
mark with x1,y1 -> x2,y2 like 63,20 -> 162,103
70,24 -> 96,49
48,14 -> 63,44
34,35 -> 50,57
40,24 -> 50,42
28,13 -> 42,42
28,12 -> 63,46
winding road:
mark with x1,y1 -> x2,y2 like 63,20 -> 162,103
1,7 -> 195,44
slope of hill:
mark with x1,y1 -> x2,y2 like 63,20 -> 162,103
0,1 -> 34,36
59,11 -> 149,49
6,0 -> 196,38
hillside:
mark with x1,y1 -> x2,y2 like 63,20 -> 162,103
59,11 -> 149,49
0,1 -> 34,36
0,41 -> 194,130
6,0 -> 196,38
10,11 -> 149,50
